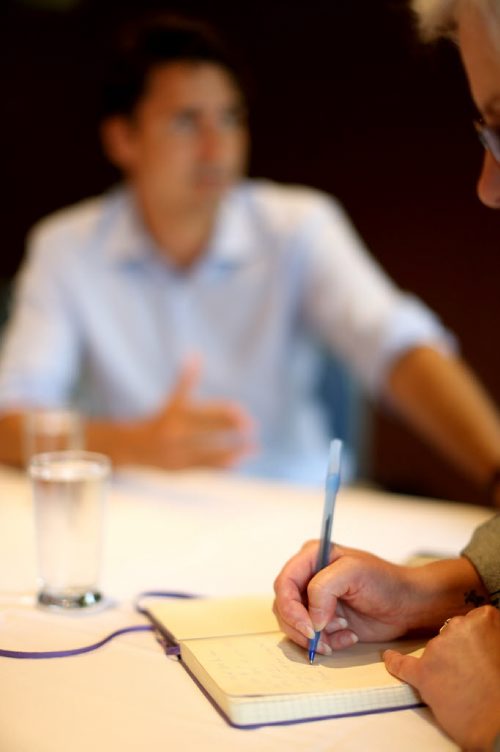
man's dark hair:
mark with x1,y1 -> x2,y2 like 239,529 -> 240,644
100,13 -> 248,120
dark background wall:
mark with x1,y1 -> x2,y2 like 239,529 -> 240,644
2,0 -> 499,503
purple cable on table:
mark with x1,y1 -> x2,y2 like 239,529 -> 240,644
0,591 -> 196,659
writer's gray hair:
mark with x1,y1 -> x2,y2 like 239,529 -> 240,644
412,0 -> 500,42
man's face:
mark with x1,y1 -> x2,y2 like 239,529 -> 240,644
105,61 -> 249,213
458,4 -> 500,208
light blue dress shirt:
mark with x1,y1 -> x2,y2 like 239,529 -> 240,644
0,180 -> 454,482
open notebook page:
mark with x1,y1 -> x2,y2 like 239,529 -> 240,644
181,631 -> 425,697
145,595 -> 278,641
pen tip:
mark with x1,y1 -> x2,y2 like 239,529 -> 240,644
308,652 -> 315,665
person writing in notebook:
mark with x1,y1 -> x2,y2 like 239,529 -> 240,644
274,531 -> 500,750
2,14 -> 500,490
275,3 -> 500,747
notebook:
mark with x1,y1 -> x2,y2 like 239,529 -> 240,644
143,595 -> 424,728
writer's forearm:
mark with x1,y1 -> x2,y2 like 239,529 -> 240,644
403,556 -> 488,631
387,347 -> 500,504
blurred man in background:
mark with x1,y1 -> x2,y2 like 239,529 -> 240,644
0,13 -> 500,492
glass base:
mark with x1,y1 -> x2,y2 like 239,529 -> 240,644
37,589 -> 103,610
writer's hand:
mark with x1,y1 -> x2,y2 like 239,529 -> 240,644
385,605 -> 500,751
121,360 -> 257,469
273,541 -> 414,655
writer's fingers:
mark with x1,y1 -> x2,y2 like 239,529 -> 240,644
275,611 -> 314,648
272,599 -> 336,656
274,542 -> 356,643
383,650 -> 421,687
273,542 -> 325,638
328,543 -> 348,565
275,541 -> 322,593
273,575 -> 314,641
323,623 -> 359,650
307,564 -> 349,632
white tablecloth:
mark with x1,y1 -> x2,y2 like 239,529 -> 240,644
0,465 -> 493,751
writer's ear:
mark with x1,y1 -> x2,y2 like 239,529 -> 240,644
100,116 -> 137,172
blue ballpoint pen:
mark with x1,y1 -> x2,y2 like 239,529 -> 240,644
308,438 -> 342,664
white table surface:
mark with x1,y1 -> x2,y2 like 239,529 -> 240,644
0,465 -> 494,752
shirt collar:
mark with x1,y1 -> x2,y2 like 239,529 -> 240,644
203,183 -> 259,269
103,186 -> 158,266
103,182 -> 259,270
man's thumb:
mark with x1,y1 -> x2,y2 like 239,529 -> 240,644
167,356 -> 203,410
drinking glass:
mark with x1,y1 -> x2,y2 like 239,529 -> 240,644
29,451 -> 111,610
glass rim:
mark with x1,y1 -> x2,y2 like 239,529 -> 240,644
28,450 -> 111,478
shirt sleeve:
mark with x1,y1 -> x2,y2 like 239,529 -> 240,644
0,225 -> 81,411
461,515 -> 500,604
297,194 -> 456,394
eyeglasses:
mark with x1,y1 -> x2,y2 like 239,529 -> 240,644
474,119 -> 500,163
